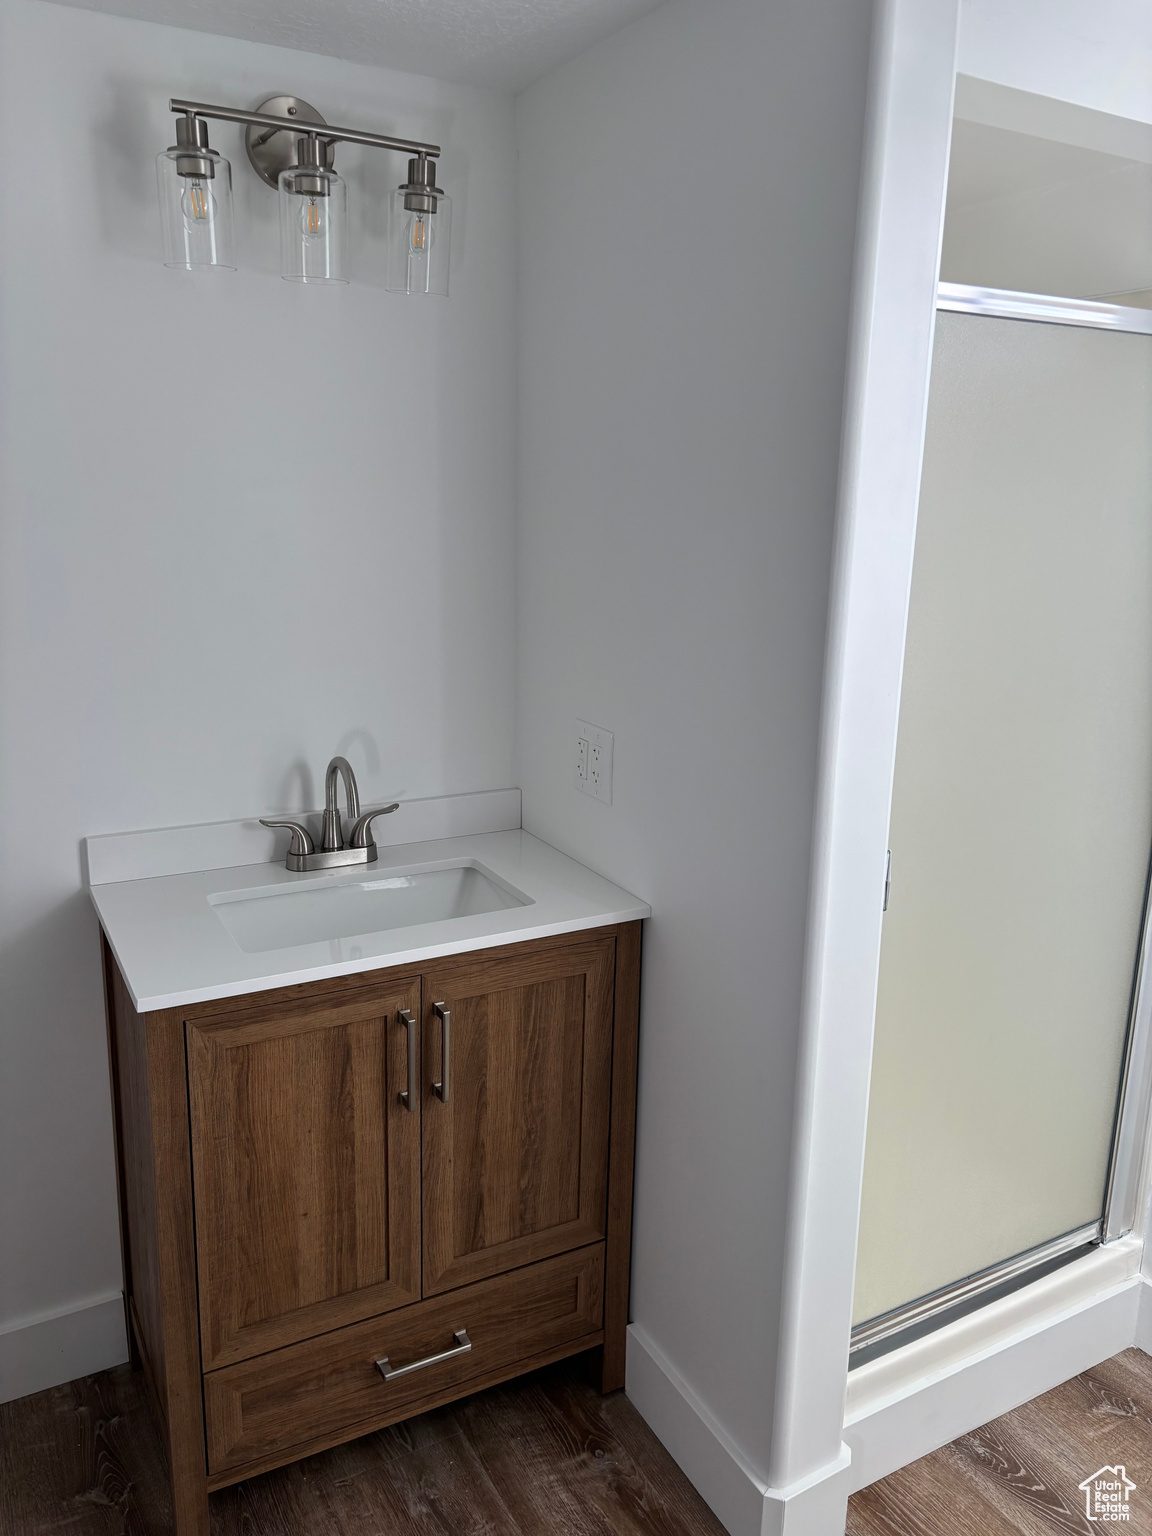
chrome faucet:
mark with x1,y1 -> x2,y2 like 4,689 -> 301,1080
261,756 -> 398,872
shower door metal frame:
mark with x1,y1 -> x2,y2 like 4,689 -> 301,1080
850,280 -> 1152,1361
1104,850 -> 1152,1239
936,281 -> 1152,336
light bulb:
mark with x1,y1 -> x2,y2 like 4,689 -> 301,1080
181,177 -> 216,227
279,164 -> 346,281
302,195 -> 328,241
387,181 -> 449,294
407,212 -> 435,253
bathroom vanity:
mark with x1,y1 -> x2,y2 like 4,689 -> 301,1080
92,820 -> 647,1536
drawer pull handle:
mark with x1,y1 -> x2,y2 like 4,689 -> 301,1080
433,1001 -> 451,1104
397,1009 -> 417,1111
376,1328 -> 471,1382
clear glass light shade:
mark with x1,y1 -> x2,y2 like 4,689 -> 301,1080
386,190 -> 451,296
278,167 -> 348,284
156,147 -> 235,269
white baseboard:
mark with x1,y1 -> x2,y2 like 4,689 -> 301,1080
844,1239 -> 1146,1493
1138,1273 -> 1152,1352
628,1249 -> 1152,1535
0,1292 -> 128,1405
625,1325 -> 851,1536
626,1325 -> 767,1536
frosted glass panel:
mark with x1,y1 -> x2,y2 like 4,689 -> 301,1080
854,313 -> 1152,1327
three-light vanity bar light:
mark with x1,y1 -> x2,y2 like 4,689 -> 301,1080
158,94 -> 450,291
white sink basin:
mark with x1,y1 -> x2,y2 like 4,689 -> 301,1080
209,860 -> 532,954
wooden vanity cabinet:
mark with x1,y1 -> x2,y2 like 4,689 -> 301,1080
420,939 -> 616,1293
186,980 -> 424,1371
102,923 -> 641,1536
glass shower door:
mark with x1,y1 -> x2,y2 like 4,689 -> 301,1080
853,306 -> 1152,1340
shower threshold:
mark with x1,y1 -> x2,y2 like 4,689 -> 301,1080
849,1220 -> 1101,1368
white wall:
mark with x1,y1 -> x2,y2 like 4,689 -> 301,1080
0,0 -> 516,1376
943,6 -> 1152,305
515,0 -> 874,1491
959,0 -> 1152,125
941,122 -> 1152,299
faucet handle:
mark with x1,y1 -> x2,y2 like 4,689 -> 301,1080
349,804 -> 400,849
259,818 -> 316,858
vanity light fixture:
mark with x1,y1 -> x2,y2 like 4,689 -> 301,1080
159,96 -> 449,291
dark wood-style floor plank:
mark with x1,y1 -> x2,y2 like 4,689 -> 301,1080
0,1369 -> 173,1536
848,1347 -> 1152,1536
847,1437 -> 1035,1536
2,1355 -> 727,1536
1079,1352 -> 1152,1430
947,1419 -> 1092,1536
12,1344 -> 1152,1536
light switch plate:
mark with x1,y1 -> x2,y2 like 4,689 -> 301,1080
576,720 -> 613,804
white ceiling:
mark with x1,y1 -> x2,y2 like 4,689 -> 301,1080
55,0 -> 667,91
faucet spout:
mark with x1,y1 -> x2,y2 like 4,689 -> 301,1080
322,756 -> 361,851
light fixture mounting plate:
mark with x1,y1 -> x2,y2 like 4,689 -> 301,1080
245,96 -> 332,188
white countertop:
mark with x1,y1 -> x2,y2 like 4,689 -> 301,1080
90,829 -> 650,1013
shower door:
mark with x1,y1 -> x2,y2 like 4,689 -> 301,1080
853,295 -> 1152,1347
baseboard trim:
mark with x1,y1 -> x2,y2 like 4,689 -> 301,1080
1137,1273 -> 1152,1352
626,1325 -> 767,1536
0,1291 -> 128,1405
844,1239 -> 1146,1493
625,1325 -> 851,1536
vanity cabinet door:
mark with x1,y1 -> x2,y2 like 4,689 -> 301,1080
420,938 -> 615,1295
187,983 -> 422,1370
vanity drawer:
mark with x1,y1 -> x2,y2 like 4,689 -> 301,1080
204,1243 -> 605,1477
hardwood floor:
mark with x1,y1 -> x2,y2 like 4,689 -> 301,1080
848,1348 -> 1152,1536
8,1344 -> 1152,1536
0,1353 -> 726,1536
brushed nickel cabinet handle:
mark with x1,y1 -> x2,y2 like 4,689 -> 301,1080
433,1001 -> 451,1104
376,1328 -> 471,1382
397,1009 -> 417,1111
